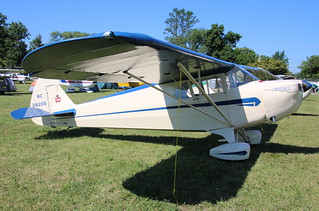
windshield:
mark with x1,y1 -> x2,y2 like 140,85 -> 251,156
243,67 -> 277,81
227,68 -> 256,88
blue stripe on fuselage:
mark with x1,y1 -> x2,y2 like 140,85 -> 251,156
75,97 -> 261,118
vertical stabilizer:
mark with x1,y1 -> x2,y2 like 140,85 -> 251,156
30,78 -> 75,114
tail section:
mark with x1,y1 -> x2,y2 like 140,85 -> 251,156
11,78 -> 76,124
31,78 -> 75,114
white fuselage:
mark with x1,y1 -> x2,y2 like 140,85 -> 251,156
33,78 -> 302,132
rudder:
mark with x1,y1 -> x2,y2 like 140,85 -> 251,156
31,78 -> 75,114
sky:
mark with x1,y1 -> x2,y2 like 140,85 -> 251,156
2,0 -> 319,73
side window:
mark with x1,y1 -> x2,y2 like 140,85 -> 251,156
187,76 -> 224,97
206,78 -> 223,93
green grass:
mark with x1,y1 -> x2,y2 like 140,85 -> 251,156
1,83 -> 319,210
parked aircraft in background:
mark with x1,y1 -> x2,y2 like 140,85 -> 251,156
11,31 -> 305,161
0,69 -> 31,83
28,79 -> 95,93
60,80 -> 94,93
10,73 -> 31,83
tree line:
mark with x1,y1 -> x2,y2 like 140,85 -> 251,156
164,8 -> 289,76
0,11 -> 318,79
0,13 -> 89,69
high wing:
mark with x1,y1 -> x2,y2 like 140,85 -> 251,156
22,31 -> 235,84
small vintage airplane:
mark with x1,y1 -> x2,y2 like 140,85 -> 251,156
0,69 -> 31,83
11,31 -> 304,160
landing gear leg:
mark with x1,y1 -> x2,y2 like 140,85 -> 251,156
237,129 -> 262,145
59,126 -> 72,136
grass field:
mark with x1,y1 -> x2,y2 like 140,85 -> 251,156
1,83 -> 319,210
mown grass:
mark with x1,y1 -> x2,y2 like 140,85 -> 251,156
1,82 -> 318,210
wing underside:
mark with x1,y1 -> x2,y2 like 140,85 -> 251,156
23,31 -> 234,84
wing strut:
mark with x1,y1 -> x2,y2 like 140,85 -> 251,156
123,71 -> 230,125
177,61 -> 233,127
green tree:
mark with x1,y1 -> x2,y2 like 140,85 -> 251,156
297,55 -> 319,79
0,13 -> 29,68
5,22 -> 29,68
186,28 -> 207,53
272,50 -> 289,65
0,13 -> 8,67
233,47 -> 258,65
205,24 -> 242,62
164,8 -> 199,47
248,56 -> 289,75
50,31 -> 91,42
29,34 -> 43,51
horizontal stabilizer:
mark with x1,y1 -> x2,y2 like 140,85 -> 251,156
11,107 -> 76,120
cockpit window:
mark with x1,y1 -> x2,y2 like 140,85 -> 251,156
201,78 -> 224,94
244,67 -> 277,81
227,69 -> 255,88
174,76 -> 225,99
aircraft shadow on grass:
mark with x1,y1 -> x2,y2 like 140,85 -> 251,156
37,124 -> 319,205
1,92 -> 32,96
